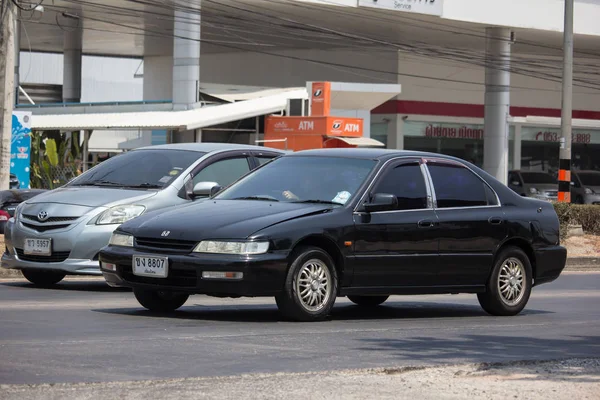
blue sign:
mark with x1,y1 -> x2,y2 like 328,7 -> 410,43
10,111 -> 32,189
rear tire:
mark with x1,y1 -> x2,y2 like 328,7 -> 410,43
348,295 -> 389,307
275,246 -> 338,322
478,246 -> 532,316
133,288 -> 189,312
21,269 -> 65,286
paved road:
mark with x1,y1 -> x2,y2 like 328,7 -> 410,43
1,272 -> 599,385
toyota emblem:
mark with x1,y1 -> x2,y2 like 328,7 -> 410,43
37,211 -> 49,221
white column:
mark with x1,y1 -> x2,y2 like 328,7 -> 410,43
386,115 -> 404,150
513,124 -> 522,170
172,8 -> 200,110
63,28 -> 83,103
483,27 -> 512,185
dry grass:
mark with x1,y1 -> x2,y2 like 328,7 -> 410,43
564,234 -> 600,257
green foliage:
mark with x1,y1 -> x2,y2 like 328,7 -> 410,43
29,131 -> 83,189
553,202 -> 600,240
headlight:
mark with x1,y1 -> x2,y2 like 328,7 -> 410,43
193,240 -> 270,255
109,232 -> 134,247
529,187 -> 538,194
96,205 -> 145,225
585,187 -> 594,194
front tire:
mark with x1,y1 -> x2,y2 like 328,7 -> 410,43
275,246 -> 338,322
478,247 -> 532,316
133,288 -> 189,312
348,295 -> 389,307
21,269 -> 65,286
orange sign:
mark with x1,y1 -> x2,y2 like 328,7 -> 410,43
265,116 -> 363,137
310,82 -> 331,116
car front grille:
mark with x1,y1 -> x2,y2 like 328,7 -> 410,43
119,264 -> 197,287
22,222 -> 72,233
22,214 -> 79,223
134,237 -> 198,253
15,248 -> 71,263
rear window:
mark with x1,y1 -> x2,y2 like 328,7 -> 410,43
576,172 -> 600,187
520,172 -> 557,184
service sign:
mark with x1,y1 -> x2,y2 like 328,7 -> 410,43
358,0 -> 444,16
10,111 -> 32,189
520,126 -> 600,145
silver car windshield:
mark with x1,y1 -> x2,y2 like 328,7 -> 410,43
69,149 -> 206,189
215,156 -> 376,205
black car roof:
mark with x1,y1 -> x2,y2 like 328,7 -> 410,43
287,148 -> 459,161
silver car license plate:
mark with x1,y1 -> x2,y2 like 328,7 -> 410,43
132,255 -> 168,278
24,238 -> 52,256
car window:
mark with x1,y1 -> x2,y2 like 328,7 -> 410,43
372,162 -> 428,210
215,156 -> 376,205
256,156 -> 276,165
69,149 -> 204,189
193,157 -> 251,187
428,163 -> 491,208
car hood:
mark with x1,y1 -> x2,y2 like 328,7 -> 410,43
24,186 -> 159,207
120,200 -> 334,240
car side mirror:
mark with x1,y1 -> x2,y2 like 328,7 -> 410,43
192,181 -> 219,198
364,193 -> 398,212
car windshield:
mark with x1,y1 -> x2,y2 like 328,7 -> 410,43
520,172 -> 557,184
215,156 -> 377,205
68,149 -> 205,189
576,172 -> 600,187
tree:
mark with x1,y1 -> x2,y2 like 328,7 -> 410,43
0,0 -> 15,190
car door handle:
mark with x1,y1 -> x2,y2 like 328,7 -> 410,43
418,220 -> 435,228
488,217 -> 503,225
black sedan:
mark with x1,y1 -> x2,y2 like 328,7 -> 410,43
99,149 -> 567,322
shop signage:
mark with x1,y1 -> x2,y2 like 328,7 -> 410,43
521,127 -> 600,145
403,121 -> 500,140
10,111 -> 32,189
266,116 -> 364,136
358,0 -> 444,17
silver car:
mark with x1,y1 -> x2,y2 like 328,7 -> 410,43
2,143 -> 283,286
508,171 -> 558,202
571,170 -> 600,205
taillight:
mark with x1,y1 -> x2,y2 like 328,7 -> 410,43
0,210 -> 9,222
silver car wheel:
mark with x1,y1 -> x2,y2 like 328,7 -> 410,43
295,258 -> 331,312
498,257 -> 526,306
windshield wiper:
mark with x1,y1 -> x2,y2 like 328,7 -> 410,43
126,183 -> 163,189
292,199 -> 344,205
231,196 -> 279,202
71,180 -> 123,187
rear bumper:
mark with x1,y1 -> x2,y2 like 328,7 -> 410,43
533,245 -> 567,286
99,245 -> 289,296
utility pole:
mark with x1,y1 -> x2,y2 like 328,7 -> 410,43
0,0 -> 16,191
558,0 -> 574,203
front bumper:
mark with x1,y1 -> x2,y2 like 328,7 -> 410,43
2,217 -> 118,275
583,193 -> 600,205
99,245 -> 289,296
533,245 -> 567,286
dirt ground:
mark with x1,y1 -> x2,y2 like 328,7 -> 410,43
563,235 -> 600,257
1,358 -> 599,400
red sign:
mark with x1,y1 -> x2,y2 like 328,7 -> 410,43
535,131 -> 591,144
425,124 -> 484,140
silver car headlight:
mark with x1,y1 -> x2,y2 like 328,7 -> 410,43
193,240 -> 270,255
96,205 -> 145,225
529,187 -> 539,194
109,232 -> 134,247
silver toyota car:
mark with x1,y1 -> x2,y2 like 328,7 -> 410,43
2,143 -> 284,285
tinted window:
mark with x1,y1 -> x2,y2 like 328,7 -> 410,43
428,163 -> 490,208
576,172 -> 600,187
216,156 -> 376,205
193,157 -> 251,187
69,149 -> 204,189
373,162 -> 428,210
257,156 -> 275,165
520,172 -> 557,184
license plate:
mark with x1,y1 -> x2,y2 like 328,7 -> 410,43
24,238 -> 52,256
132,255 -> 168,278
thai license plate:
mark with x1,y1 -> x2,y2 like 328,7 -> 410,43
24,238 -> 51,256
132,255 -> 168,278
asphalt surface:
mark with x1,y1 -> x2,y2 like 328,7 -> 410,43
1,272 -> 599,385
